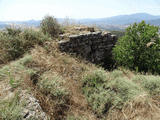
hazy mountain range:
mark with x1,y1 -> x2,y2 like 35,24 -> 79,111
0,13 -> 160,31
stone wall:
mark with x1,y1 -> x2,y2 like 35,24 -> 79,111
58,31 -> 117,67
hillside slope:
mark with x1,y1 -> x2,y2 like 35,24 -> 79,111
0,41 -> 160,120
0,26 -> 160,120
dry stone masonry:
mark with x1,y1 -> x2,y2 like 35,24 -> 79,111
58,31 -> 117,67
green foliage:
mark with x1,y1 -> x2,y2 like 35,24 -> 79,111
0,92 -> 24,120
40,15 -> 61,37
133,75 -> 160,95
82,70 -> 142,117
0,28 -> 24,61
6,27 -> 22,36
0,27 -> 51,63
20,29 -> 50,49
82,69 -> 107,88
109,70 -> 124,78
8,71 -> 21,89
0,55 -> 35,88
38,71 -> 69,102
113,21 -> 160,73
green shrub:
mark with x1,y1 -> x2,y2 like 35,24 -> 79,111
82,70 -> 142,117
40,15 -> 61,37
109,70 -> 124,79
82,69 -> 107,88
5,27 -> 22,36
0,27 -> 51,63
113,21 -> 160,73
133,75 -> 160,95
106,77 -> 141,106
20,29 -> 50,49
38,71 -> 69,102
0,29 -> 24,61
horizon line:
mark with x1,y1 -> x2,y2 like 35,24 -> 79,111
0,12 -> 160,22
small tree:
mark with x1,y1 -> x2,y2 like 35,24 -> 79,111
113,21 -> 160,73
40,15 -> 61,37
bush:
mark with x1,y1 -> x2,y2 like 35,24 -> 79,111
40,15 -> 61,37
82,70 -> 142,117
82,69 -> 107,88
20,29 -> 50,49
82,70 -> 109,116
0,27 -> 51,63
133,75 -> 160,95
113,21 -> 160,73
38,71 -> 69,102
0,28 -> 24,61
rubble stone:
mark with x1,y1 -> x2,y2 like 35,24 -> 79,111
20,91 -> 49,120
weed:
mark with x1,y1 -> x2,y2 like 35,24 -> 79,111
38,71 -> 69,102
0,92 -> 24,120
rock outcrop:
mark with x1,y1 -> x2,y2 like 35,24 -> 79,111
20,91 -> 49,120
58,31 -> 117,67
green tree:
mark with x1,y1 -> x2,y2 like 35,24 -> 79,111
113,21 -> 160,73
40,15 -> 61,37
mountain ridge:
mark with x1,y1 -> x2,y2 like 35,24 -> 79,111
79,13 -> 160,25
0,13 -> 160,30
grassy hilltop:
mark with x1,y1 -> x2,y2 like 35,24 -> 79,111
0,16 -> 160,120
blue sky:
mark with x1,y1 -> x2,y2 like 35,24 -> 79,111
0,0 -> 160,21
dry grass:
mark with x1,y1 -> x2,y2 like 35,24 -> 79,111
1,42 -> 160,120
59,25 -> 98,41
0,91 -> 24,120
28,43 -> 98,119
82,68 -> 160,119
0,27 -> 51,64
0,33 -> 160,120
107,94 -> 160,120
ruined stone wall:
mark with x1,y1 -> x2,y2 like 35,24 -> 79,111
58,31 -> 117,66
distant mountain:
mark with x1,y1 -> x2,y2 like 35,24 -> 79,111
79,13 -> 160,25
0,23 -> 7,29
0,19 -> 69,29
147,19 -> 160,26
0,20 -> 41,29
78,13 -> 160,30
0,13 -> 160,30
